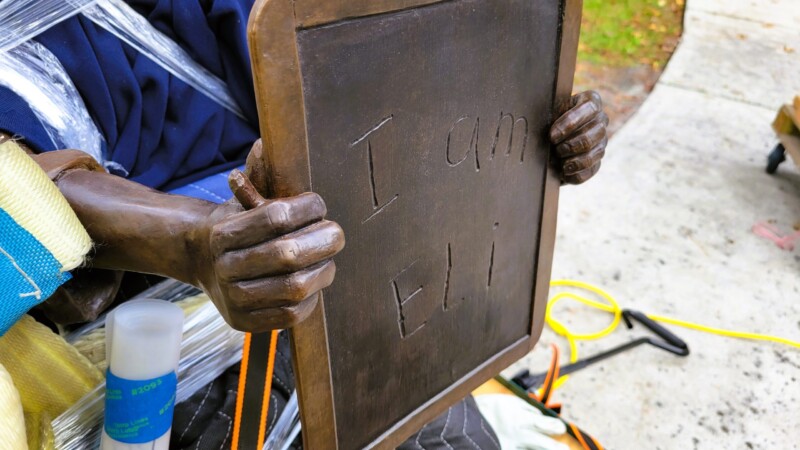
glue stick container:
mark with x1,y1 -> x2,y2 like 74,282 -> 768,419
101,299 -> 184,450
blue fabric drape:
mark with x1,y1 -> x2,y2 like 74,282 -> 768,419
0,0 -> 259,191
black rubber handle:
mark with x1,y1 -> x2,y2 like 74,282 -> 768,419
623,309 -> 689,355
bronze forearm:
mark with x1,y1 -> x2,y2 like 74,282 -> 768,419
53,168 -> 217,285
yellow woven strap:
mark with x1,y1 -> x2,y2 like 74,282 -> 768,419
0,362 -> 27,450
0,141 -> 93,271
0,315 -> 103,449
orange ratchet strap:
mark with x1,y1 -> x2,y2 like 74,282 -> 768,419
232,330 -> 280,450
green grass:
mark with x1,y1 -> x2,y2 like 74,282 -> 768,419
579,0 -> 685,68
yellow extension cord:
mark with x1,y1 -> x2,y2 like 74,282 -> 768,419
546,279 -> 800,389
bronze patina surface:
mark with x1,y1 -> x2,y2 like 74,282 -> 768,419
247,0 -> 588,447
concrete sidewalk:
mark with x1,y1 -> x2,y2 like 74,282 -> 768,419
511,1 -> 800,448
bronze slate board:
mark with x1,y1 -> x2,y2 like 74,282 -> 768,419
247,0 -> 581,447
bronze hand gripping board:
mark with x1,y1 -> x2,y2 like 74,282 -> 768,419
245,0 -> 582,448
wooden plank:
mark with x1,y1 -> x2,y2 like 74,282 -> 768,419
532,0 -> 583,348
778,133 -> 800,168
793,96 -> 800,124
247,1 -> 339,448
772,104 -> 799,136
247,0 -> 579,447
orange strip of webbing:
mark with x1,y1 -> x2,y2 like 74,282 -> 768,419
256,330 -> 280,447
539,343 -> 561,405
231,332 -> 252,450
570,423 -> 592,450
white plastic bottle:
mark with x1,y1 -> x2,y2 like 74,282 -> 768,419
101,299 -> 183,450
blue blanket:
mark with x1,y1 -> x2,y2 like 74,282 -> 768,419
0,0 -> 259,191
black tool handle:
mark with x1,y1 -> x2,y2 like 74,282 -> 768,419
623,309 -> 689,354
511,338 -> 650,389
511,310 -> 691,391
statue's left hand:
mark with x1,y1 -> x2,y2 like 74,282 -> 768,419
549,90 -> 609,185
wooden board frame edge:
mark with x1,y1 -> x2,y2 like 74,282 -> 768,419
246,0 -> 583,447
248,1 -> 339,447
532,0 -> 583,351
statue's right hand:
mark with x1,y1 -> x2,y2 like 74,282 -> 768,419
193,170 -> 345,333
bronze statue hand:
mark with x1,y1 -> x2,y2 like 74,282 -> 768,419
39,141 -> 344,332
193,169 -> 345,333
549,90 -> 609,184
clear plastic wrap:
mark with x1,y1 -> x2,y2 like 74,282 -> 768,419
263,392 -> 301,450
0,40 -> 113,171
0,1 -> 273,445
53,280 -> 245,450
0,0 -> 245,171
0,0 -> 100,53
65,279 -> 201,345
85,0 -> 245,118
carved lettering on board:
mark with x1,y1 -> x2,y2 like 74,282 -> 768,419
350,115 -> 399,223
353,112 -> 529,340
491,112 -> 529,161
391,261 -> 427,339
446,112 -> 529,168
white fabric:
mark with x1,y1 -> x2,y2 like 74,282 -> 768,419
475,394 -> 568,450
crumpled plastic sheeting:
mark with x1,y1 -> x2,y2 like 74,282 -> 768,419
0,315 -> 103,449
0,0 -> 99,53
0,0 -> 258,190
54,281 -> 245,450
0,41 -> 110,171
0,0 -> 243,118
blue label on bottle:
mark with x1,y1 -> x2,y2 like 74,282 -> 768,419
104,370 -> 177,443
